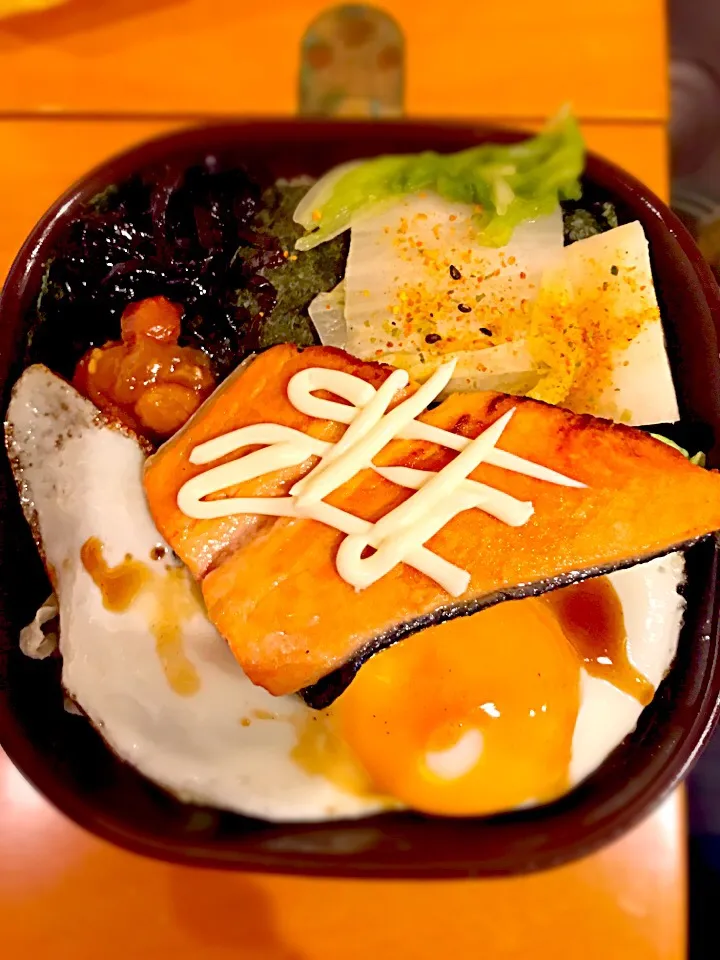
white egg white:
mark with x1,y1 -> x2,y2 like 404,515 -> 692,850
570,554 -> 685,786
7,365 -> 387,823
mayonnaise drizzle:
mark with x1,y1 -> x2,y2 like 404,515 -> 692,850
177,361 -> 585,596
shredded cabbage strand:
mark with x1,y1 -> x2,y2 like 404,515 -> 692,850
294,110 -> 584,251
650,433 -> 706,467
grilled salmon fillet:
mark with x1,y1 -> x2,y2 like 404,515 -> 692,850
144,344 -> 410,577
144,345 -> 720,700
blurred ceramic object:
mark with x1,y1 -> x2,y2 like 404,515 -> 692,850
671,60 -> 720,178
299,4 -> 404,118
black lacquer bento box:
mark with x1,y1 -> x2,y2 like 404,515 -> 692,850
1,120 -> 720,877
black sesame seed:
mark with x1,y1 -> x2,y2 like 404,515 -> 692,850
425,333 -> 442,344
610,264 -> 619,275
449,264 -> 462,280
458,303 -> 472,313
480,327 -> 492,336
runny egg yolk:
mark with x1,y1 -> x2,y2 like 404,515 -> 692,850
333,599 -> 581,816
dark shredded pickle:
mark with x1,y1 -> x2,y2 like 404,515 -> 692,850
26,162 -> 347,382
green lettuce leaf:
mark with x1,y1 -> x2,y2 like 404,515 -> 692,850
650,433 -> 707,467
294,109 -> 584,251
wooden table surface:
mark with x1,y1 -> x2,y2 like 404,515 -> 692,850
0,2 -> 685,958
0,0 -> 667,119
0,749 -> 686,959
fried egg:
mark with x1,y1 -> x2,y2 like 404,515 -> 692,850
332,557 -> 684,816
7,366 -> 387,821
7,365 -> 685,821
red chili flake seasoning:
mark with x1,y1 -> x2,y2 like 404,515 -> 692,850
519,271 -> 527,279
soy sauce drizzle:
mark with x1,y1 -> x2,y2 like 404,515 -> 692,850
80,536 -> 149,612
80,537 -> 200,697
544,577 -> 654,705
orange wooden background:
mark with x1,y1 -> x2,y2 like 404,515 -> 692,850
0,0 -> 667,119
0,756 -> 687,959
0,2 -> 685,959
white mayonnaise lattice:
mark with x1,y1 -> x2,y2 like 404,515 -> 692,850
177,361 -> 584,595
